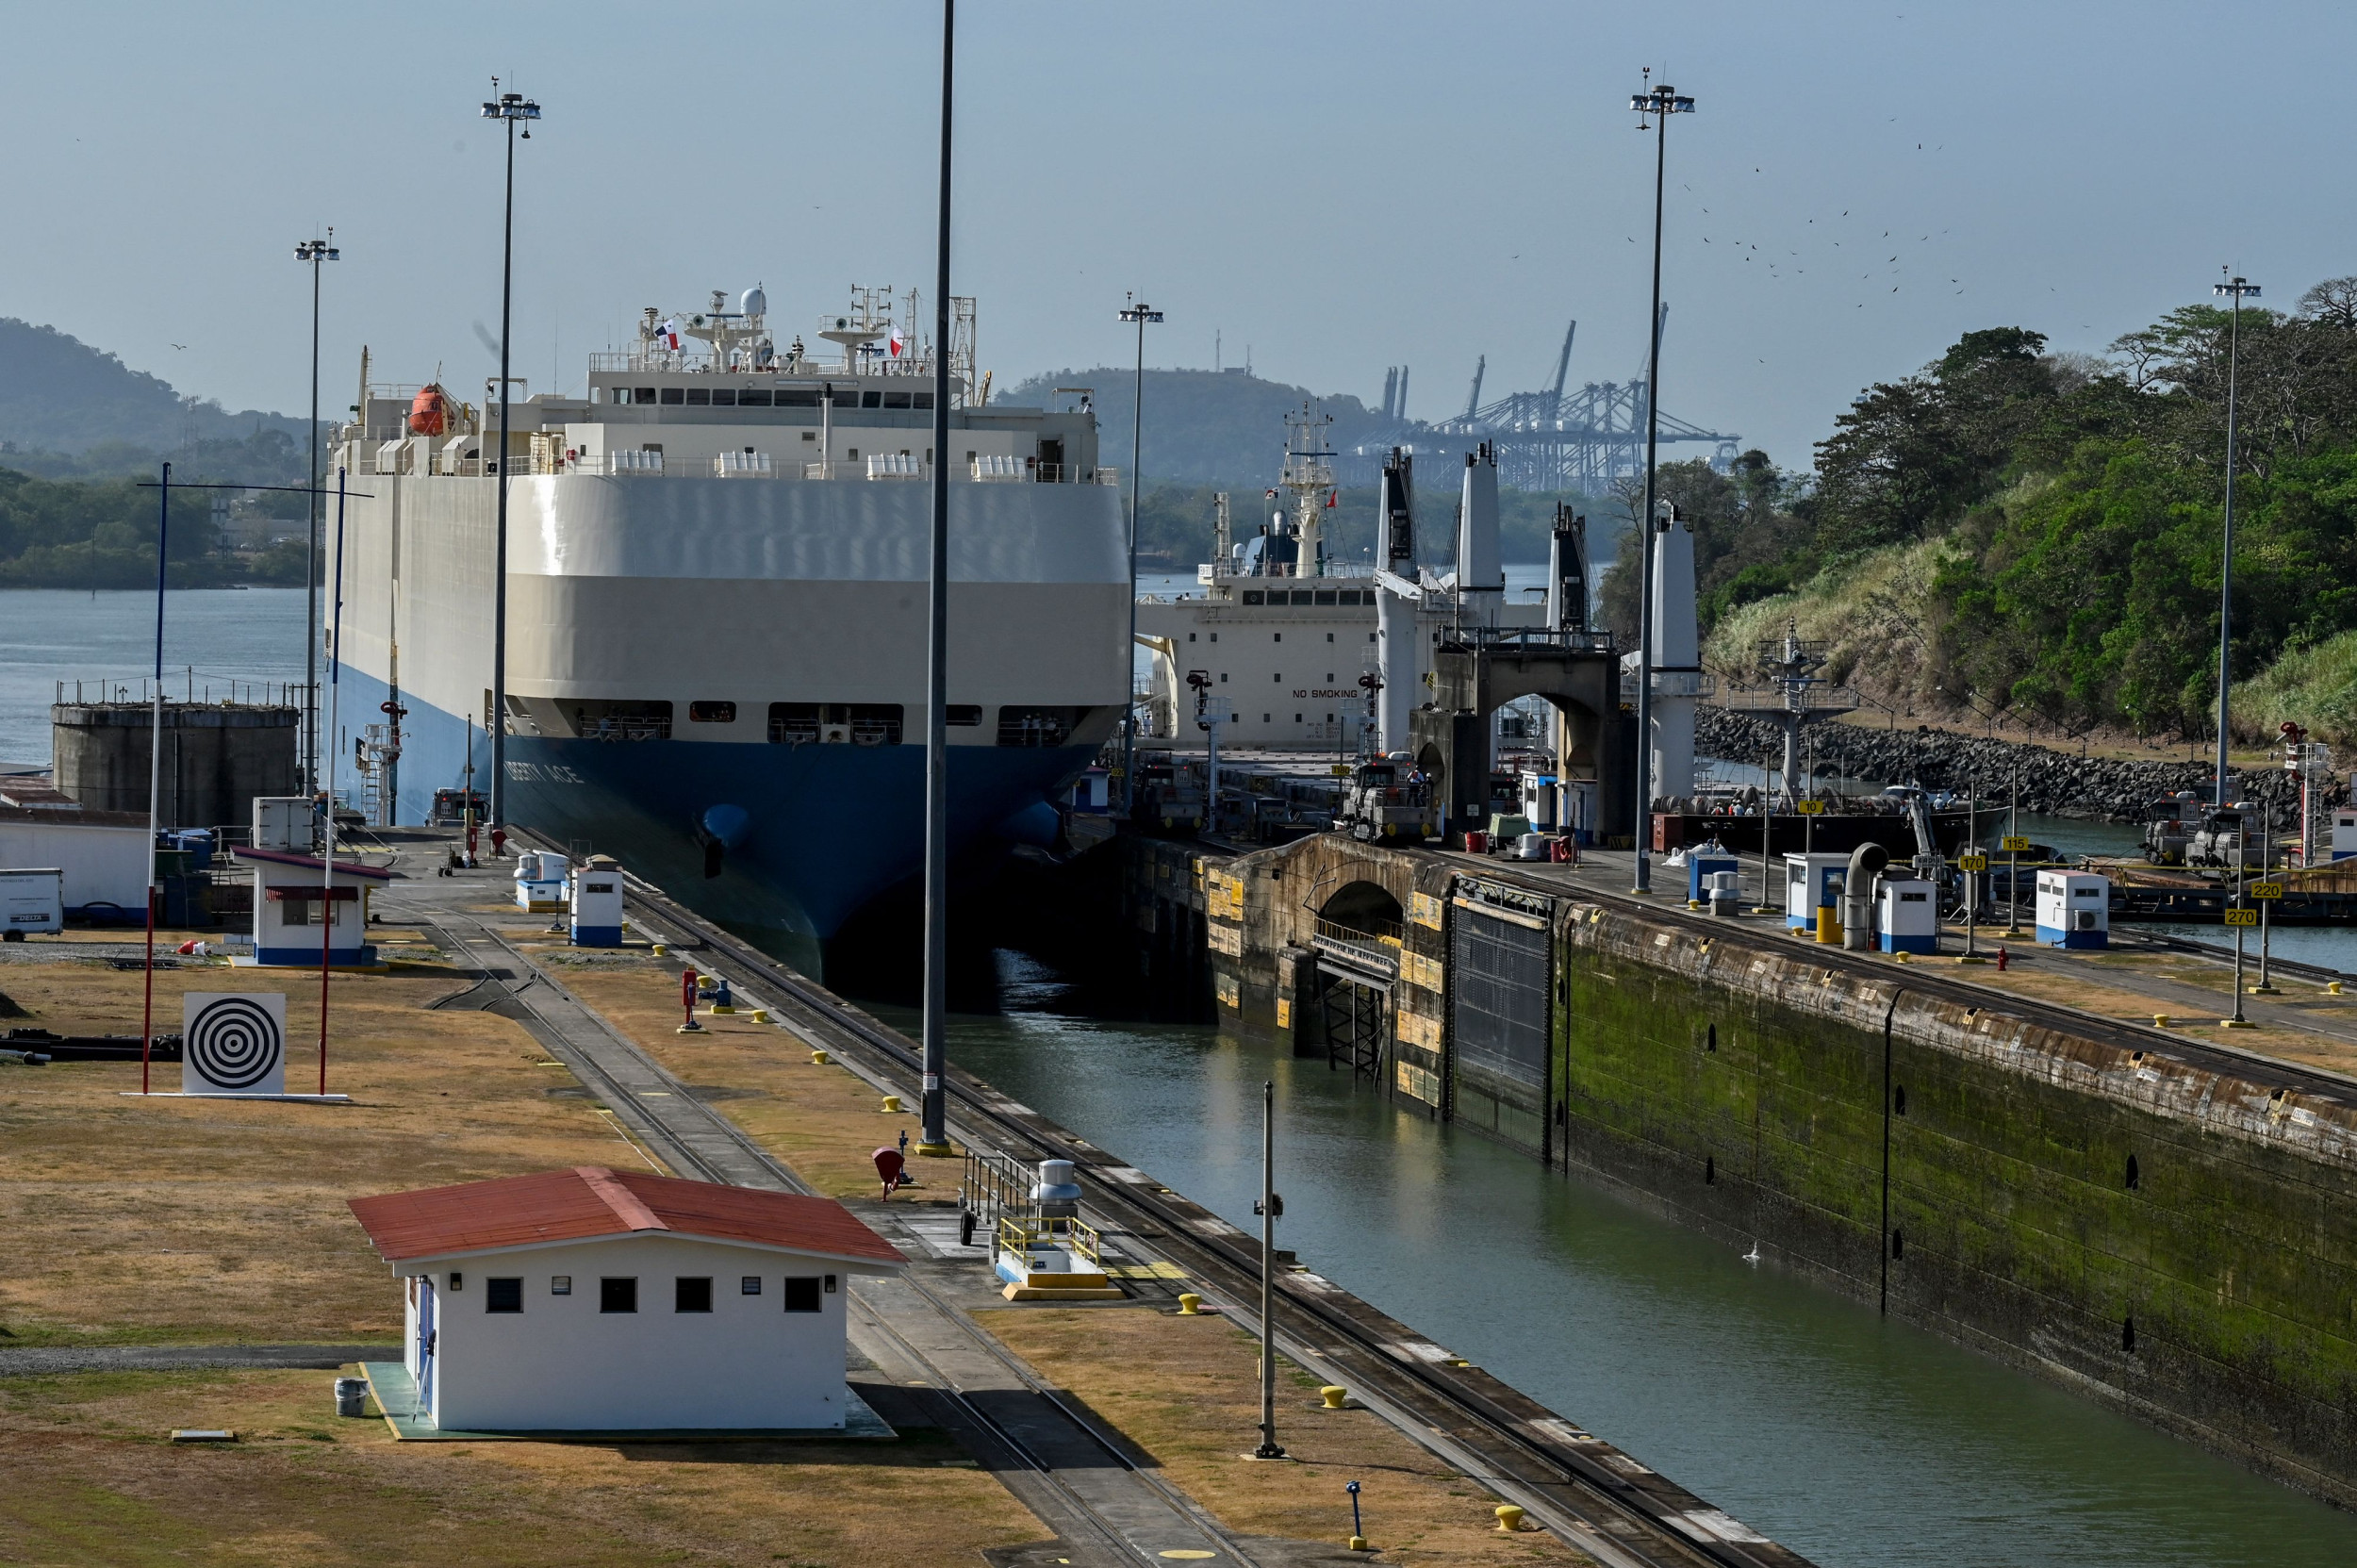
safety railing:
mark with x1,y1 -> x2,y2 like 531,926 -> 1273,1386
996,1213 -> 1104,1269
1312,916 -> 1404,977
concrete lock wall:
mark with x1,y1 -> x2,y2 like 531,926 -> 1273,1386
52,702 -> 301,830
1200,831 -> 2357,1502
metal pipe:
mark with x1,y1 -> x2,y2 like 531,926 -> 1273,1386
918,0 -> 956,1157
140,462 -> 170,1096
1254,1077 -> 1286,1460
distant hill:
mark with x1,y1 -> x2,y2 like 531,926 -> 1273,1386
0,319 -> 312,483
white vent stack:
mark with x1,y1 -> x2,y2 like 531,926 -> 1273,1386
1375,452 -> 1419,752
1648,505 -> 1701,803
1456,442 -> 1504,629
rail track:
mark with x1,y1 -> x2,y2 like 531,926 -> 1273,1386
603,867 -> 1808,1568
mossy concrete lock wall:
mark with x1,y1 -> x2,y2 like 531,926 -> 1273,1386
1205,833 -> 2357,1503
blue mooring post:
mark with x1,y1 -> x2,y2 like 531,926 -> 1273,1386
1346,1479 -> 1365,1552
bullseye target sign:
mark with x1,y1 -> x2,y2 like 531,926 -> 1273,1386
182,993 -> 288,1097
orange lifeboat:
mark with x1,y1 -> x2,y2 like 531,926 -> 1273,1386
407,384 -> 451,437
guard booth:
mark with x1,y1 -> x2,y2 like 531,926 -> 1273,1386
1783,851 -> 1852,933
569,855 -> 626,947
2036,870 -> 2110,949
1877,875 -> 1938,953
232,846 -> 392,966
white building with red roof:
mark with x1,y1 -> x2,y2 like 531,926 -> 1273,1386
348,1165 -> 906,1434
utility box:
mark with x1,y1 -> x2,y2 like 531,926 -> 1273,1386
2036,870 -> 2110,949
569,856 -> 626,948
1520,770 -> 1559,832
1877,875 -> 1938,954
253,796 -> 315,853
2332,808 -> 2357,863
1783,851 -> 1852,933
0,867 -> 65,938
515,850 -> 569,913
1687,846 -> 1740,904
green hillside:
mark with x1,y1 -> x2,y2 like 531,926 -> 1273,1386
1683,284 -> 2357,744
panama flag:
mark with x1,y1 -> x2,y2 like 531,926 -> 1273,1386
660,318 -> 682,350
888,329 -> 906,358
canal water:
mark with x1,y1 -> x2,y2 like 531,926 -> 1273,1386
12,586 -> 2357,1562
894,949 -> 2357,1568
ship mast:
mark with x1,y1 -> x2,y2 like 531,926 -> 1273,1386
1277,402 -> 1334,577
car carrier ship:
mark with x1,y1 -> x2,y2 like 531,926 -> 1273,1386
327,284 -> 1128,965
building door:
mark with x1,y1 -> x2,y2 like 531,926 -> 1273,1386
1448,903 -> 1552,1156
1037,437 -> 1065,479
415,1278 -> 437,1418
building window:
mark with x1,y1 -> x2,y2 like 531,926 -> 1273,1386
601,1277 -> 637,1313
552,1276 -> 572,1296
486,1278 -> 523,1313
1219,672 -> 1228,683
741,1276 -> 763,1296
1188,633 -> 1196,642
783,1277 -> 823,1313
676,1278 -> 714,1313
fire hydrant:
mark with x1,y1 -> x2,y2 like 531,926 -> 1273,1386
1996,946 -> 2009,972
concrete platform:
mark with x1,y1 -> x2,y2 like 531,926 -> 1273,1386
358,1362 -> 895,1443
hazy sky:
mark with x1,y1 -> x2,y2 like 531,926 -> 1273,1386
6,1 -> 2354,472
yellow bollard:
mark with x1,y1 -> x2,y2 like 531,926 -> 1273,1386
810,1049 -> 830,1065
1814,906 -> 1841,945
651,943 -> 668,957
2152,1015 -> 2170,1027
881,1095 -> 902,1114
1320,1385 -> 1348,1410
1177,1293 -> 1203,1315
1493,1504 -> 1526,1533
750,1009 -> 769,1023
2332,982 -> 2345,996
1894,950 -> 1911,964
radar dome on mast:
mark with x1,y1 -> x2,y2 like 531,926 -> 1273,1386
740,285 -> 767,319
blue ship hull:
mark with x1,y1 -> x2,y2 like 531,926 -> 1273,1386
336,667 -> 1087,950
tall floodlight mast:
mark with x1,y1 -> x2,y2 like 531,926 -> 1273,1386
1628,71 -> 1695,895
2213,272 -> 2260,809
481,82 -> 540,834
294,233 -> 338,791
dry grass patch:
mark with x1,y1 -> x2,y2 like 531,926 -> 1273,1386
0,957 -> 648,1346
0,1368 -> 1038,1568
556,966 -> 955,1205
984,1308 -> 1593,1564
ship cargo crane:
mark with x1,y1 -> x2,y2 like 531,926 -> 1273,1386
1342,309 -> 1739,491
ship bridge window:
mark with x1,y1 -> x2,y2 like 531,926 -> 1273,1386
997,706 -> 1079,748
710,388 -> 736,406
1339,590 -> 1363,604
635,387 -> 656,404
687,701 -> 737,724
607,387 -> 628,404
912,391 -> 934,409
738,388 -> 773,407
883,391 -> 913,409
767,702 -> 904,745
948,704 -> 982,726
860,390 -> 882,408
1243,591 -> 1265,605
659,388 -> 684,405
685,388 -> 711,405
779,389 -> 820,407
1314,590 -> 1337,605
1291,590 -> 1313,605
567,700 -> 673,742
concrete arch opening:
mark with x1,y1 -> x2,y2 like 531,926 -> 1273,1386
1409,630 -> 1631,840
1308,880 -> 1404,1081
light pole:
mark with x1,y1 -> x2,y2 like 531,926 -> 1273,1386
917,0 -> 957,1159
2212,273 -> 2259,810
481,83 -> 540,836
295,232 -> 338,791
1117,296 -> 1162,812
1628,72 -> 1694,894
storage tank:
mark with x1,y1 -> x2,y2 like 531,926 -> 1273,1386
52,701 -> 301,831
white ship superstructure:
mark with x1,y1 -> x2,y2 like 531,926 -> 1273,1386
326,284 -> 1128,956
1137,412 -> 1546,753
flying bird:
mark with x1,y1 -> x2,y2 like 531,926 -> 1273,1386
169,343 -> 186,351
